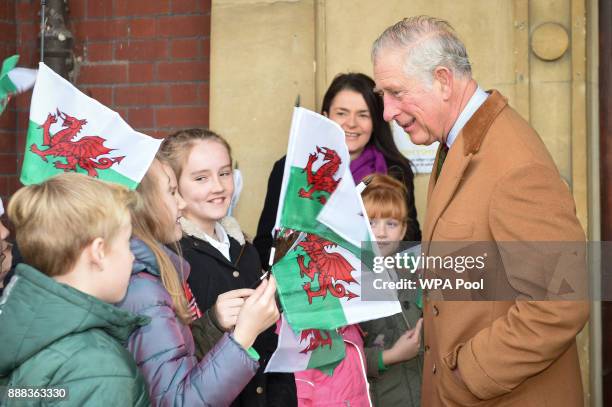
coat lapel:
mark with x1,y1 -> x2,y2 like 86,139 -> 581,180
423,140 -> 473,242
423,90 -> 508,243
426,144 -> 443,203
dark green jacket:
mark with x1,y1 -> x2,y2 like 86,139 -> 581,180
0,264 -> 151,406
361,300 -> 423,407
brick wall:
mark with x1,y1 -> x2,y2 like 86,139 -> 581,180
0,0 -> 17,201
0,0 -> 211,203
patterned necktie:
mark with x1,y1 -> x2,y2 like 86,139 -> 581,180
435,144 -> 449,181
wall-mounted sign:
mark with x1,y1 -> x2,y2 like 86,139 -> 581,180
391,121 -> 439,174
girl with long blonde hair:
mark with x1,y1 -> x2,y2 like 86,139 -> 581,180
117,157 -> 280,406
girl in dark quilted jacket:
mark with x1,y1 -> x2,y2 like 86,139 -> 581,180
0,173 -> 149,406
116,156 -> 280,407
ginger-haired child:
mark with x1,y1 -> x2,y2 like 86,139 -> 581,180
360,173 -> 423,407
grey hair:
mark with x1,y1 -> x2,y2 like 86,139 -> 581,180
372,16 -> 472,85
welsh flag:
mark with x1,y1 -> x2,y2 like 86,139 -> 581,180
20,63 -> 160,189
274,108 -> 365,255
0,55 -> 37,115
273,232 -> 399,331
272,108 -> 401,331
266,314 -> 345,375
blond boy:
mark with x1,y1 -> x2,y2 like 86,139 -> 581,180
0,173 -> 150,406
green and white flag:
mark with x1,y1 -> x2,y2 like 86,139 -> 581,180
317,174 -> 371,249
272,107 -> 401,331
21,63 -> 160,189
0,55 -> 37,115
265,313 -> 345,375
273,232 -> 400,331
275,107 -> 362,254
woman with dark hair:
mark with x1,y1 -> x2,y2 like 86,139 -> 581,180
254,72 -> 421,268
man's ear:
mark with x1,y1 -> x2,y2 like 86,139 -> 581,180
323,111 -> 329,118
88,237 -> 106,270
433,66 -> 453,100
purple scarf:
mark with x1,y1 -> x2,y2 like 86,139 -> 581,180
350,144 -> 388,182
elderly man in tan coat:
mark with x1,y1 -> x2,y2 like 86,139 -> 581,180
372,16 -> 589,406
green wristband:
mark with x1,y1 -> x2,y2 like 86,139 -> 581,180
246,346 -> 260,361
378,350 -> 388,372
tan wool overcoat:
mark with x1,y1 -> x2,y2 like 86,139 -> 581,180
420,90 -> 589,406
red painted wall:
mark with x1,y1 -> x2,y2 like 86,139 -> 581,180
0,0 -> 211,202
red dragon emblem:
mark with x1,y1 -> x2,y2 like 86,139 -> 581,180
298,146 -> 342,205
30,109 -> 124,177
297,234 -> 358,303
299,329 -> 333,354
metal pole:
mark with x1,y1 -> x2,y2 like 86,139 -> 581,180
40,0 -> 46,62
